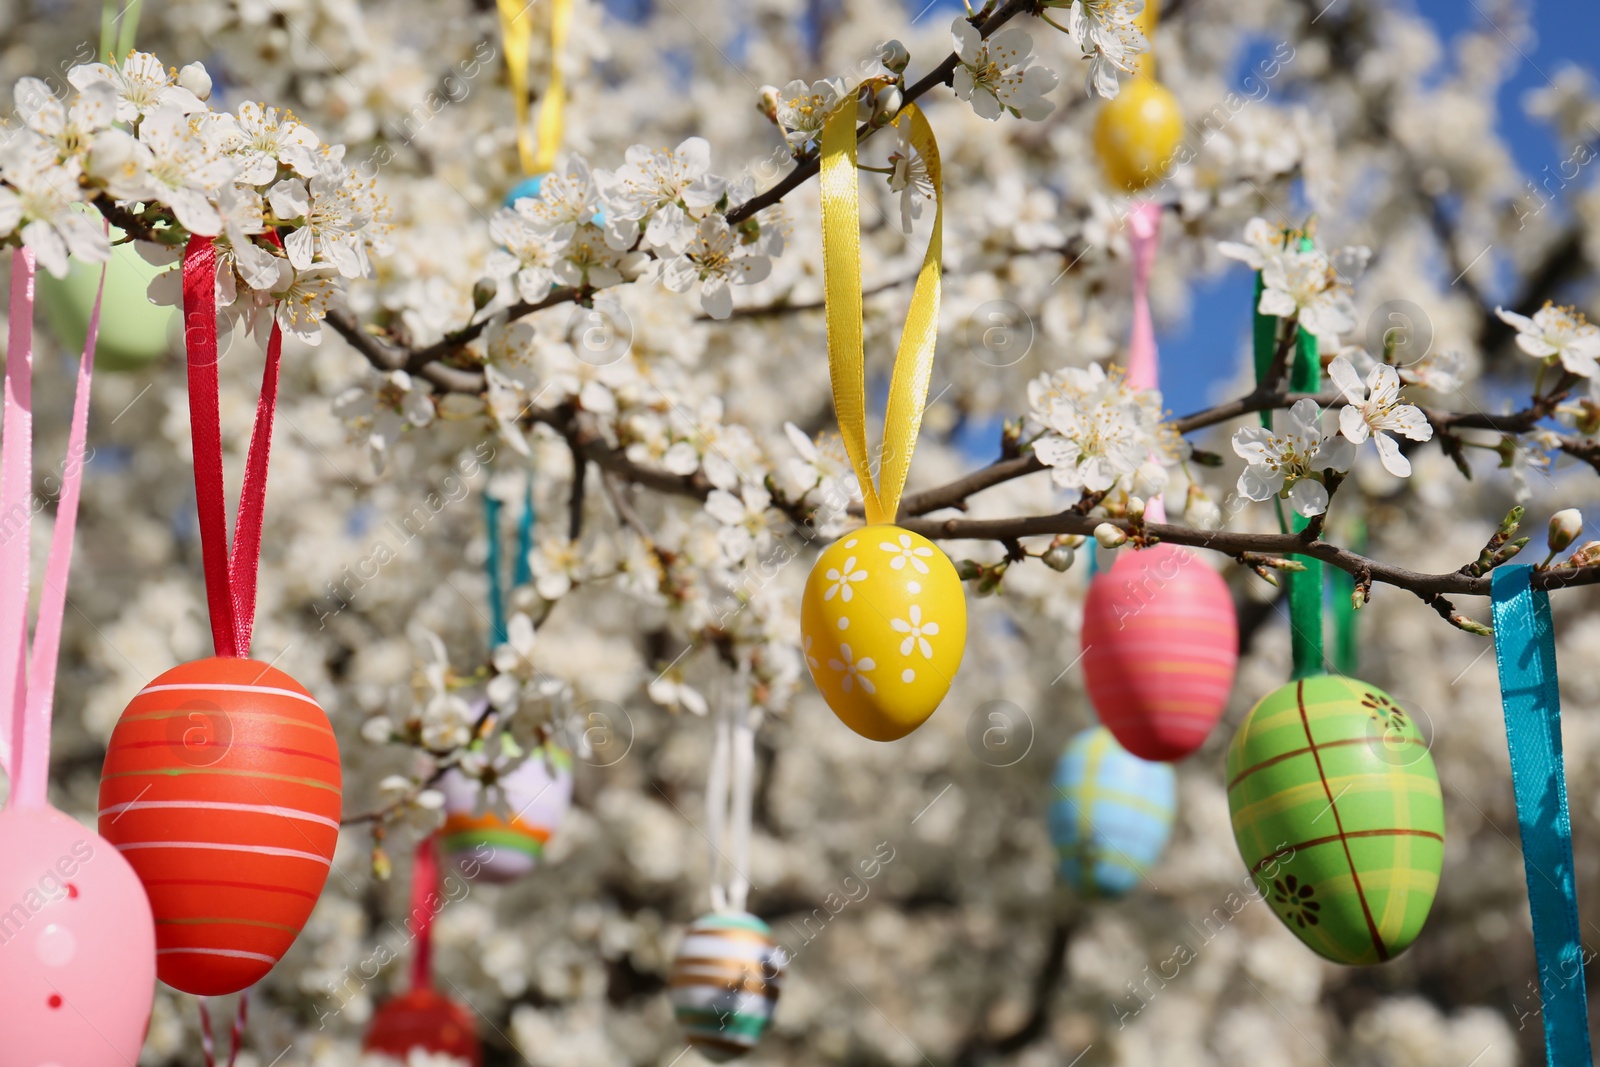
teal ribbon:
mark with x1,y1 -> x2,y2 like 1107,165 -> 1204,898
1491,564 -> 1592,1067
484,490 -> 508,647
485,470 -> 538,649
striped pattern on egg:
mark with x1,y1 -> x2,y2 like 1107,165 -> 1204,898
1048,726 -> 1176,897
1081,543 -> 1238,762
439,746 -> 574,884
670,911 -> 786,1061
98,656 -> 342,996
1226,675 -> 1444,965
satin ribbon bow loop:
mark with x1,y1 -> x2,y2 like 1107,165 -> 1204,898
819,89 -> 943,526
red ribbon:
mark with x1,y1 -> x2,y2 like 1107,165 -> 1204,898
181,236 -> 284,659
410,834 -> 442,990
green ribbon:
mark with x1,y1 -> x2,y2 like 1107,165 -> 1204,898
1330,517 -> 1365,675
1251,234 -> 1326,680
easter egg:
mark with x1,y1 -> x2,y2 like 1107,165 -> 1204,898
364,988 -> 482,1067
800,525 -> 967,742
37,228 -> 177,371
1093,77 -> 1185,192
670,911 -> 786,1062
1226,676 -> 1444,965
1048,726 -> 1176,897
0,804 -> 156,1067
438,745 -> 574,884
98,656 -> 343,996
503,174 -> 545,208
1081,543 -> 1238,762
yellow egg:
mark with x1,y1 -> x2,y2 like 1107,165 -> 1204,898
801,525 -> 967,741
1093,77 -> 1185,192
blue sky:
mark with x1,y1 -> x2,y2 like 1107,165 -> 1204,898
1156,0 -> 1598,415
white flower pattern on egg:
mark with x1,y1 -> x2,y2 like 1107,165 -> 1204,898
828,644 -> 877,694
803,634 -> 818,672
890,604 -> 939,659
881,534 -> 934,574
824,556 -> 867,601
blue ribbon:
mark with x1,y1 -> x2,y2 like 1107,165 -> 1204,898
1491,564 -> 1592,1066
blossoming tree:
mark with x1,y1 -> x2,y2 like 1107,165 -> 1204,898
2,0 -> 1598,1063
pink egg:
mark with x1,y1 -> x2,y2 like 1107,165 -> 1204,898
0,804 -> 156,1067
1081,543 -> 1238,761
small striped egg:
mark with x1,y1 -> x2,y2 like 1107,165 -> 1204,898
97,656 -> 342,997
1226,676 -> 1444,965
1081,543 -> 1238,762
364,988 -> 482,1067
1048,726 -> 1176,898
439,746 -> 573,884
669,912 -> 786,1061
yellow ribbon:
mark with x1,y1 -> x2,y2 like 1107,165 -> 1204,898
819,90 -> 943,527
498,0 -> 572,175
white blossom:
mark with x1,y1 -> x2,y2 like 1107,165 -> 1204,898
1496,302 -> 1600,378
951,21 -> 1058,121
1328,354 -> 1433,477
1232,397 -> 1355,516
773,78 -> 846,147
68,51 -> 205,122
660,215 -> 771,319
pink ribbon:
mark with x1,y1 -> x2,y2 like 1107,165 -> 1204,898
1125,202 -> 1165,523
1,246 -> 104,808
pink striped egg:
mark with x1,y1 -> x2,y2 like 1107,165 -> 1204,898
1081,544 -> 1238,761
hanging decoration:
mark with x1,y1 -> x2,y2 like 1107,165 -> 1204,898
670,684 -> 785,1061
1048,726 -> 1176,898
1080,201 -> 1238,762
1490,564 -> 1593,1064
799,87 -> 967,742
0,247 -> 158,1067
364,836 -> 483,1067
1091,0 -> 1183,192
1225,675 -> 1443,964
439,738 -> 574,884
499,0 -> 574,204
1226,265 -> 1443,963
37,220 -> 177,371
97,235 -> 342,997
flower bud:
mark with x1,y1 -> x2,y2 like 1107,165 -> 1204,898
871,85 -> 903,126
472,277 -> 498,309
1094,523 -> 1128,549
1042,542 -> 1076,572
178,61 -> 213,101
1186,483 -> 1223,530
954,559 -> 983,581
371,845 -> 392,882
1569,541 -> 1600,568
1549,508 -> 1583,553
757,85 -> 780,123
877,39 -> 910,74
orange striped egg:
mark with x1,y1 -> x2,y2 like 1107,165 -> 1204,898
98,657 -> 342,996
1081,544 -> 1238,762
